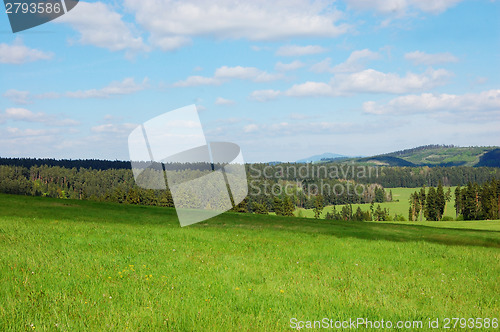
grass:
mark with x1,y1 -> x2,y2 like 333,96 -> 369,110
296,187 -> 458,220
0,194 -> 499,330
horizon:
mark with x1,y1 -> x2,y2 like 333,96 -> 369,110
1,144 -> 498,164
1,1 -> 499,163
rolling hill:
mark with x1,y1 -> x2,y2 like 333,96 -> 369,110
326,145 -> 500,167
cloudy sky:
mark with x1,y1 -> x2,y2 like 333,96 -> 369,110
0,0 -> 499,162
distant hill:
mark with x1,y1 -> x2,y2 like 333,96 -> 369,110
477,148 -> 500,167
333,145 -> 500,167
296,153 -> 348,163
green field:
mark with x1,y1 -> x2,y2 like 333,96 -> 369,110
1,194 -> 499,330
296,187 -> 458,220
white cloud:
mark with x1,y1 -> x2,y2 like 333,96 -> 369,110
345,0 -> 463,14
149,36 -> 191,51
405,51 -> 459,65
243,124 -> 259,133
286,81 -> 336,97
3,79 -> 147,103
250,89 -> 282,102
363,89 -> 500,115
255,68 -> 452,100
5,127 -> 60,138
174,66 -> 281,87
3,108 -> 45,122
3,90 -> 31,104
1,108 -> 79,126
66,78 -> 149,98
276,45 -> 327,56
55,1 -> 146,53
0,39 -> 53,64
173,76 -> 221,87
215,97 -> 235,105
124,0 -> 348,50
311,49 -> 380,73
331,68 -> 452,94
275,60 -> 305,71
215,66 -> 282,82
91,123 -> 137,134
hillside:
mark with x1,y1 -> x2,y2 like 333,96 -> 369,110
329,145 -> 500,167
1,194 -> 499,330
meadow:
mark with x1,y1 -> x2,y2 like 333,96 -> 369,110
0,194 -> 499,330
296,187 -> 458,220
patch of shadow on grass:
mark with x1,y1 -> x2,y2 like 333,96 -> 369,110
202,213 -> 500,249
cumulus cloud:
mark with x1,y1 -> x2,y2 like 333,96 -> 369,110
363,89 -> 500,115
55,1 -> 147,53
345,0 -> 463,15
1,108 -> 79,126
215,97 -> 235,105
66,78 -> 149,98
3,90 -> 31,104
405,51 -> 459,66
0,39 -> 53,64
310,49 -> 380,73
249,89 -> 282,102
251,67 -> 452,101
3,78 -> 147,104
331,68 -> 452,94
243,124 -> 259,133
124,0 -> 348,51
286,81 -> 336,97
215,66 -> 281,82
276,45 -> 327,56
91,123 -> 137,134
174,66 -> 282,87
275,60 -> 305,71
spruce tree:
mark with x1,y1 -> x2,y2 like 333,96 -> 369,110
436,181 -> 445,220
425,187 -> 438,221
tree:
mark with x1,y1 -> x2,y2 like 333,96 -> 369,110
418,187 -> 426,221
282,195 -> 295,217
253,202 -> 268,215
313,194 -> 324,219
454,185 -> 462,218
273,197 -> 284,216
425,187 -> 438,221
436,181 -> 446,220
374,187 -> 385,203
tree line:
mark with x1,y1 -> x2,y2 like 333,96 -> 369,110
454,179 -> 500,220
408,179 -> 500,221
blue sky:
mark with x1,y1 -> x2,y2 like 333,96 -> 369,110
0,0 -> 499,162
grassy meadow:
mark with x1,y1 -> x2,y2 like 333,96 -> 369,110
0,194 -> 499,330
296,187 -> 458,220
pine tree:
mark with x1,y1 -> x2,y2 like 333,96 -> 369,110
425,187 -> 438,221
454,185 -> 462,218
436,181 -> 445,220
282,195 -> 295,217
418,187 -> 426,221
313,194 -> 324,219
273,197 -> 284,216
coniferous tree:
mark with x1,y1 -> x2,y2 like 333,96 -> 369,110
436,181 -> 446,220
454,185 -> 462,218
282,195 -> 295,217
418,187 -> 426,221
425,187 -> 438,221
313,194 -> 324,219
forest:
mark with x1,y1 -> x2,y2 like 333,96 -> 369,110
0,158 -> 499,221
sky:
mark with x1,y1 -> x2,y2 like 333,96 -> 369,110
0,0 -> 499,162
